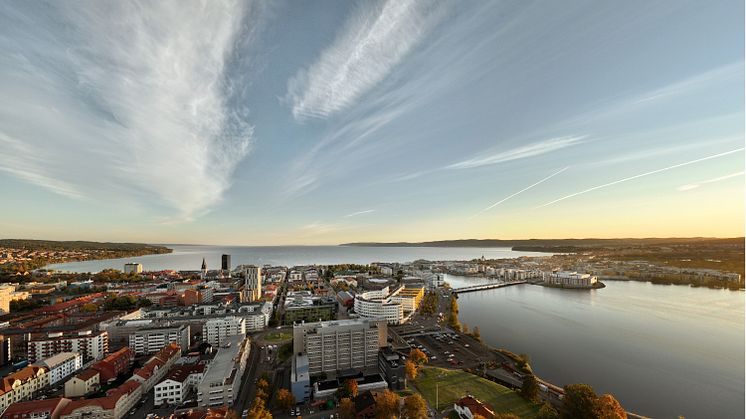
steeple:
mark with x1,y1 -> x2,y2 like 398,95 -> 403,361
201,258 -> 207,270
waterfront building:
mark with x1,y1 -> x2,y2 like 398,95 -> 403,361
28,330 -> 108,364
35,352 -> 82,386
123,263 -> 143,274
544,271 -> 599,287
196,336 -> 251,408
202,317 -> 246,346
353,286 -> 423,325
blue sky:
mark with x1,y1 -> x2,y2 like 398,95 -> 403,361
0,0 -> 743,245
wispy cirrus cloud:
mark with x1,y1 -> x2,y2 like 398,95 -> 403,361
286,0 -> 448,120
677,171 -> 744,191
538,148 -> 745,208
0,1 -> 261,221
447,136 -> 586,170
344,209 -> 375,218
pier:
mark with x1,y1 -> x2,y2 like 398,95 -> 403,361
452,280 -> 527,294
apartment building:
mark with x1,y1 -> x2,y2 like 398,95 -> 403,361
202,317 -> 246,346
64,369 -> 100,398
153,364 -> 205,406
0,366 -> 49,413
128,324 -> 189,355
1,397 -> 72,419
129,343 -> 180,393
242,266 -> 262,303
35,352 -> 82,386
91,347 -> 133,383
0,285 -> 30,315
292,319 -> 387,376
197,336 -> 250,408
353,286 -> 423,324
59,380 -> 142,419
28,330 -> 108,363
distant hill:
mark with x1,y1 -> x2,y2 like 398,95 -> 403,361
0,239 -> 170,253
340,237 -> 744,251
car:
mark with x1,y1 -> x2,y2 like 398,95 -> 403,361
130,409 -> 137,416
464,344 -> 470,348
430,356 -> 437,360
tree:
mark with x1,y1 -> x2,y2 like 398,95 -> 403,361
339,378 -> 358,399
536,403 -> 560,419
338,397 -> 356,419
562,384 -> 598,419
520,374 -> 540,402
472,326 -> 481,342
374,390 -> 401,419
81,303 -> 98,313
255,388 -> 269,402
409,348 -> 428,366
462,323 -> 469,334
405,360 -> 419,380
594,394 -> 627,419
247,396 -> 272,419
402,394 -> 428,419
257,378 -> 270,393
277,388 -> 295,411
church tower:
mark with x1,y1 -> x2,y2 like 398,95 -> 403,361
201,257 -> 207,279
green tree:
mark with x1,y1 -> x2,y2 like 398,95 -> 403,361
537,402 -> 560,419
521,374 -> 540,402
562,384 -> 598,419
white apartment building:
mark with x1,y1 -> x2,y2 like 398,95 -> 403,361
243,266 -> 262,302
289,271 -> 302,282
0,284 -> 30,315
28,330 -> 108,363
544,271 -> 599,287
353,287 -> 405,324
292,318 -> 387,376
35,352 -> 83,386
197,336 -> 251,408
202,317 -> 246,346
154,364 -> 205,406
128,324 -> 189,356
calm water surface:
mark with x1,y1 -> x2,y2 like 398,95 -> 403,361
446,274 -> 745,419
46,244 -> 549,272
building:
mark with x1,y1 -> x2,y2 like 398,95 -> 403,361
28,330 -> 108,364
153,364 -> 205,406
221,255 -> 231,272
91,347 -> 133,383
454,395 -> 496,419
197,336 -> 250,408
353,289 -> 404,325
242,266 -> 262,303
59,380 -> 142,419
1,397 -> 72,419
35,352 -> 82,386
0,285 -> 30,315
283,292 -> 338,325
0,366 -> 50,413
129,324 -> 189,355
129,343 -> 181,393
543,271 -> 599,288
202,317 -> 246,346
290,354 -> 310,403
123,263 -> 143,274
64,369 -> 100,398
378,347 -> 406,390
292,319 -> 387,377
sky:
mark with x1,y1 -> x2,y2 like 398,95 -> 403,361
0,0 -> 743,245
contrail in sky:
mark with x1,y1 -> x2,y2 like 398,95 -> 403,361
537,148 -> 745,208
344,209 -> 375,218
471,167 -> 569,218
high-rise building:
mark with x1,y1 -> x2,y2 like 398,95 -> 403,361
292,318 -> 387,376
221,254 -> 231,271
123,263 -> 143,274
243,266 -> 262,302
203,317 -> 246,346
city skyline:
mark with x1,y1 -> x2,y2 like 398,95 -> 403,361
0,0 -> 744,245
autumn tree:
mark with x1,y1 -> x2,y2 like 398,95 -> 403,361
536,403 -> 560,419
338,378 -> 359,399
402,394 -> 428,419
562,384 -> 599,419
247,396 -> 272,419
472,326 -> 481,342
594,394 -> 627,419
339,398 -> 356,419
276,388 -> 295,411
405,360 -> 419,380
462,323 -> 469,334
374,390 -> 401,419
520,373 -> 540,402
409,348 -> 428,366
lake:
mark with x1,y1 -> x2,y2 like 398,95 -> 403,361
445,274 -> 745,419
46,244 -> 549,272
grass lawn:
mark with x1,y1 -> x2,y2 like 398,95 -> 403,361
415,367 -> 539,418
264,331 -> 292,342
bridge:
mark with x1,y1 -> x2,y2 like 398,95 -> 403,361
452,280 -> 527,294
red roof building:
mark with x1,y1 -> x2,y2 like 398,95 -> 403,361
1,397 -> 71,419
91,347 -> 133,382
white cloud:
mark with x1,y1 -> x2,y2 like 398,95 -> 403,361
344,209 -> 375,218
286,0 -> 447,120
448,136 -> 586,170
677,171 -> 744,191
0,1 -> 259,221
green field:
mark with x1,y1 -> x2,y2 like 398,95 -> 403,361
415,367 -> 539,418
